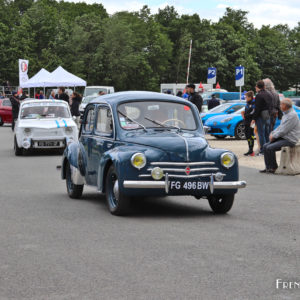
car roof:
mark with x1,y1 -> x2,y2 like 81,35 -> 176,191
90,91 -> 188,106
21,99 -> 68,106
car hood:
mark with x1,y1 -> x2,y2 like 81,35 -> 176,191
122,130 -> 208,161
18,118 -> 76,129
205,113 -> 241,124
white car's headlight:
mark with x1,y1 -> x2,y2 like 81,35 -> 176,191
221,152 -> 235,169
221,117 -> 233,123
65,127 -> 73,134
23,128 -> 31,136
131,153 -> 146,169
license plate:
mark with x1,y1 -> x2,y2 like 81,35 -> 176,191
169,180 -> 209,191
38,141 -> 60,147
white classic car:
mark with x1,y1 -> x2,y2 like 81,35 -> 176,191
14,99 -> 78,155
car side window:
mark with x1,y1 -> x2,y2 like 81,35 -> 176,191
232,105 -> 244,112
95,106 -> 113,136
84,107 -> 95,133
3,100 -> 11,106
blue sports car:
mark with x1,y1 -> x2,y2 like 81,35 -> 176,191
205,105 -> 300,140
201,102 -> 245,125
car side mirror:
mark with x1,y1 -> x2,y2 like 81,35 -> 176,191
203,126 -> 210,134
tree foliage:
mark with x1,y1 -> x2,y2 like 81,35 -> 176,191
0,2 -> 299,92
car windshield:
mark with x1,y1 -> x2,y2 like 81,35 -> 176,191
208,104 -> 232,113
82,95 -> 98,104
84,88 -> 107,97
20,103 -> 70,119
118,101 -> 197,131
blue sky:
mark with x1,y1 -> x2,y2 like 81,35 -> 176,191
66,0 -> 300,28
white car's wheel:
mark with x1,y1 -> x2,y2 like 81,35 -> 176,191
14,136 -> 23,156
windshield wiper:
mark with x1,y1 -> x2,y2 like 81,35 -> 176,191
118,110 -> 147,132
145,116 -> 181,131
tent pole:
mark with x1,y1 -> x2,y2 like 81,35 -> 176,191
34,88 -> 35,98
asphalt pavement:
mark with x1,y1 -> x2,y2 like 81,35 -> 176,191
0,125 -> 299,300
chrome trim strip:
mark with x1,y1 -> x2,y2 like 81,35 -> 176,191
175,133 -> 189,161
139,173 -> 226,178
150,162 -> 215,166
213,181 -> 247,189
147,167 -> 219,173
168,174 -> 215,178
123,180 -> 247,189
124,181 -> 165,189
165,173 -> 169,194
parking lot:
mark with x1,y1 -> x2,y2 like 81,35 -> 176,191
0,126 -> 299,299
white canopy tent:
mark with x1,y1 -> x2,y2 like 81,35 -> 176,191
20,68 -> 51,88
20,66 -> 86,97
43,66 -> 86,87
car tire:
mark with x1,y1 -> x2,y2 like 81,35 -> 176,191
234,122 -> 245,140
106,165 -> 130,216
214,135 -> 227,139
14,136 -> 23,156
0,116 -> 3,126
66,160 -> 84,199
208,194 -> 234,214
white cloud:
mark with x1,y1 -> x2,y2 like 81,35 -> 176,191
62,0 -> 300,28
215,0 -> 300,28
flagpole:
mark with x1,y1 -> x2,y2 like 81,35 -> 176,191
186,39 -> 192,85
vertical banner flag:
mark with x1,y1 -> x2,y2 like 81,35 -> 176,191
235,66 -> 244,87
207,67 -> 216,84
19,59 -> 29,86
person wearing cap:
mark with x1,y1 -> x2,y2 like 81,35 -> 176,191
186,84 -> 203,113
9,91 -> 20,131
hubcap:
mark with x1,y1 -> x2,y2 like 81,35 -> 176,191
113,180 -> 119,201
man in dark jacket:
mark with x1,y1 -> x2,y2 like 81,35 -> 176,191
55,87 -> 69,104
9,91 -> 20,131
208,94 -> 220,110
251,80 -> 273,154
186,84 -> 203,113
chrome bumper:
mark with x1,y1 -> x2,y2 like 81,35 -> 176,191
123,178 -> 247,194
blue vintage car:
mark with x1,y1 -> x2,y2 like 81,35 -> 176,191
60,91 -> 246,215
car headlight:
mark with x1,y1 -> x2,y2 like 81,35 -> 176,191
221,117 -> 233,123
131,153 -> 146,169
65,127 -> 73,134
23,128 -> 31,136
151,167 -> 164,180
221,152 -> 235,168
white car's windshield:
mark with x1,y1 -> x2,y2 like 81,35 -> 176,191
84,88 -> 107,97
82,95 -> 98,104
118,101 -> 198,131
20,103 -> 70,119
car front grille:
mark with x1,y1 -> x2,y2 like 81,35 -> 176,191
139,161 -> 224,179
208,128 -> 223,133
33,128 -> 64,137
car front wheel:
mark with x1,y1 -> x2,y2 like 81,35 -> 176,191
14,136 -> 23,156
208,194 -> 234,214
106,165 -> 130,216
66,160 -> 84,199
234,122 -> 245,140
